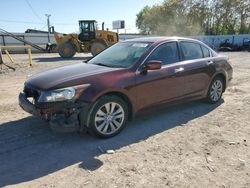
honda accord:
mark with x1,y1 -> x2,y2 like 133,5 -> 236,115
19,37 -> 233,138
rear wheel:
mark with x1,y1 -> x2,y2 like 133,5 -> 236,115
91,41 -> 107,56
206,77 -> 224,104
58,42 -> 76,58
87,95 -> 128,138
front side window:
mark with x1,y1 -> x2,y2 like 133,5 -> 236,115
88,42 -> 151,68
180,42 -> 203,60
147,42 -> 180,65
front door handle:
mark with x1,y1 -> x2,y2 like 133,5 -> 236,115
174,67 -> 184,73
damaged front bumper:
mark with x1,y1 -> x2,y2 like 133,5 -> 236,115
19,92 -> 39,116
18,92 -> 89,133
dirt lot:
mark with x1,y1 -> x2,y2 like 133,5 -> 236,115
0,52 -> 249,188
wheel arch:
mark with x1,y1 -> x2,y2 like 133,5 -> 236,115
212,73 -> 227,92
205,72 -> 227,97
95,91 -> 134,121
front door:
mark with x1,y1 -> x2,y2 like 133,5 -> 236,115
135,41 -> 187,111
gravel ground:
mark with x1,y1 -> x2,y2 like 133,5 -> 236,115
0,52 -> 249,188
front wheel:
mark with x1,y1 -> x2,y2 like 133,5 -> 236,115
87,95 -> 128,138
206,77 -> 224,104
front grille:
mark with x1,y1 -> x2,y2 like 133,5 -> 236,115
36,100 -> 80,109
36,101 -> 67,109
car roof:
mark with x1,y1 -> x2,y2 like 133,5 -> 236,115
121,36 -> 217,56
123,36 -> 200,43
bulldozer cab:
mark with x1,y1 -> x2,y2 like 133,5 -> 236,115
78,20 -> 97,42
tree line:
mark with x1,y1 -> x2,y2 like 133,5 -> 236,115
136,0 -> 250,36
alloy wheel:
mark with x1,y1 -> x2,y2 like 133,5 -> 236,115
94,102 -> 125,135
210,80 -> 223,102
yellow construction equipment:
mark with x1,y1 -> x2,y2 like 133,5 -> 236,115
54,20 -> 118,58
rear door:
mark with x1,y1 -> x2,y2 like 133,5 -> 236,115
178,41 -> 212,97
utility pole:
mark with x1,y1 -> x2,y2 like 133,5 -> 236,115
45,14 -> 51,43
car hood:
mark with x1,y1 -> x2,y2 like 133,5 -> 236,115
25,63 -> 119,91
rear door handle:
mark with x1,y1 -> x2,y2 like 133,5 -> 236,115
174,67 -> 184,73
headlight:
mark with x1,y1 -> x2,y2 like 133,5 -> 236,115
38,84 -> 90,103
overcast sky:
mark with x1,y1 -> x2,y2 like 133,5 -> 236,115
0,0 -> 164,34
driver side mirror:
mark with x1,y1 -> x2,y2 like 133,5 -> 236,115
140,60 -> 162,75
145,60 -> 162,70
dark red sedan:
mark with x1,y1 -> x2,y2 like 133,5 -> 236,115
19,37 -> 233,138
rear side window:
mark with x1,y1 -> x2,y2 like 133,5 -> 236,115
180,42 -> 203,60
201,45 -> 211,57
147,42 -> 180,65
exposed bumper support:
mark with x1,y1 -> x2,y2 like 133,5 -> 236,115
18,92 -> 89,133
19,93 -> 39,116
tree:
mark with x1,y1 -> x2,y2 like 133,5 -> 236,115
136,6 -> 151,34
136,0 -> 250,35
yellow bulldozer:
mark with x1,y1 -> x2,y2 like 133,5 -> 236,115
54,20 -> 119,58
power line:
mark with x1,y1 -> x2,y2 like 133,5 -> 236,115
0,19 -> 44,25
0,18 -> 137,30
25,0 -> 44,21
38,24 -> 48,30
0,18 -> 76,26
51,22 -> 76,26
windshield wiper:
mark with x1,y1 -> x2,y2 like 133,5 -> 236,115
95,63 -> 124,68
95,63 -> 112,67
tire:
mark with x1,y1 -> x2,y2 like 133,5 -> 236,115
86,95 -> 128,138
206,76 -> 224,104
58,42 -> 76,58
91,41 -> 107,56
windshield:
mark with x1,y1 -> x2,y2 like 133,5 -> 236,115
88,42 -> 152,68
